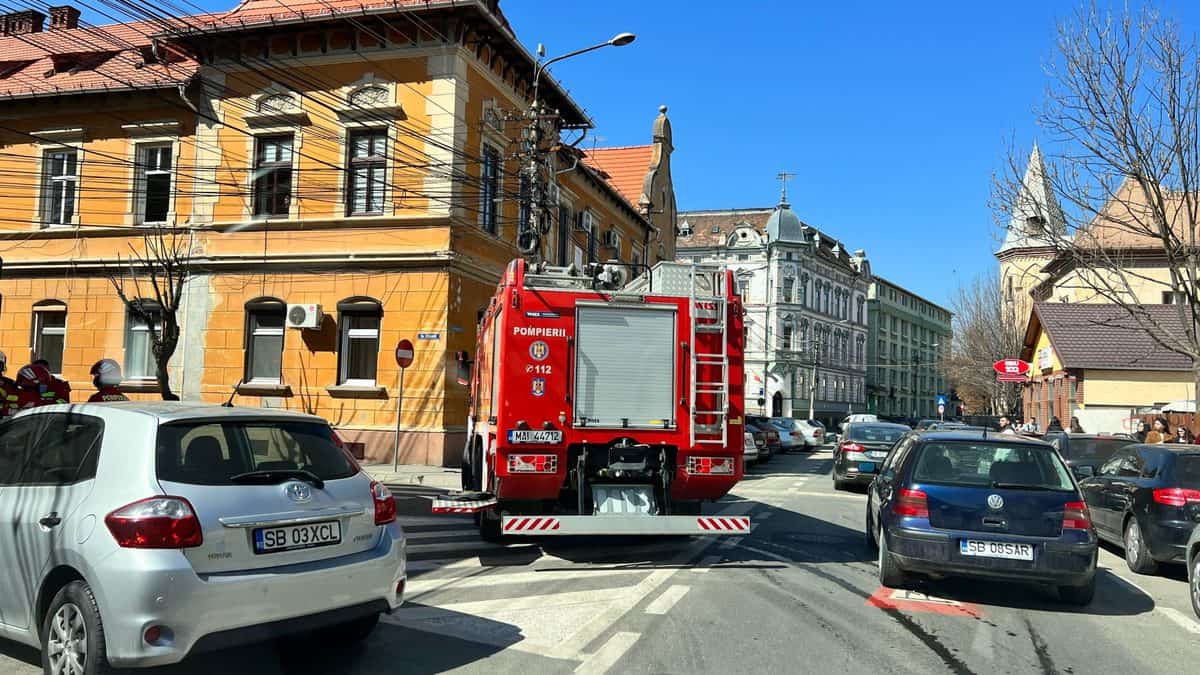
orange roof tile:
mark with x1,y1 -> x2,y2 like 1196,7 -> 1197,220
583,145 -> 653,209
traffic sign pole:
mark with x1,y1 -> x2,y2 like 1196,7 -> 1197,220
392,339 -> 415,474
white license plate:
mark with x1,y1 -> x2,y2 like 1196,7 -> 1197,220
507,429 -> 564,444
868,451 -> 888,459
254,520 -> 342,554
959,539 -> 1034,561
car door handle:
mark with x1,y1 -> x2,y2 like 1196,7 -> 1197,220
39,514 -> 62,528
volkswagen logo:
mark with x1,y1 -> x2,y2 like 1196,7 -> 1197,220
284,481 -> 312,503
987,494 -> 1004,510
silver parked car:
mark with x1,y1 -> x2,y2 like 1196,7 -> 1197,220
0,402 -> 406,672
743,430 -> 760,468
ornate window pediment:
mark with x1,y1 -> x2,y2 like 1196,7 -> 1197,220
258,94 -> 298,114
245,90 -> 308,127
349,85 -> 388,107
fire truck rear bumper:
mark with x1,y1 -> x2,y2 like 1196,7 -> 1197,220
501,515 -> 752,536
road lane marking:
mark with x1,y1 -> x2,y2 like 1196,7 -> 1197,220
644,585 -> 690,615
1158,607 -> 1200,635
575,632 -> 640,675
866,587 -> 981,617
405,569 -> 646,597
405,529 -> 482,541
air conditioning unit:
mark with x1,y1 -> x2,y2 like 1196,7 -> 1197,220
602,229 -> 620,248
286,303 -> 323,329
575,210 -> 594,232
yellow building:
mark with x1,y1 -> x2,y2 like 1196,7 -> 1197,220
1020,303 -> 1193,433
0,1 -> 677,465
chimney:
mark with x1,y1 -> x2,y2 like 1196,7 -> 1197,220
4,10 -> 46,35
49,5 -> 80,30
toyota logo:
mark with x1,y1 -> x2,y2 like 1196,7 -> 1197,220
285,481 -> 312,503
987,494 -> 1004,510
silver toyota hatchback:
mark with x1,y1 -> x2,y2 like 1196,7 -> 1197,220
0,402 -> 406,672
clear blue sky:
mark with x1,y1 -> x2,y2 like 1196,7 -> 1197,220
501,0 -> 1195,306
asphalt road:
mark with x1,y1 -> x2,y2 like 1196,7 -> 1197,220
3,447 -> 1199,674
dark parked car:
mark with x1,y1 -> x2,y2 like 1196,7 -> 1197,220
1078,444 -> 1200,574
1041,432 -> 1135,479
867,431 -> 1098,605
745,416 -> 780,462
1186,523 -> 1200,618
833,422 -> 910,489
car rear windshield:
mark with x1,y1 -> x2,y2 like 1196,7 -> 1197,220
770,418 -> 799,430
1066,438 -> 1130,461
911,441 -> 1075,491
156,419 -> 358,485
1177,455 -> 1200,488
847,426 -> 906,444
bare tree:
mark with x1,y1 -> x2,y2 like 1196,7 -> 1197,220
107,225 -> 193,401
946,271 -> 1024,415
993,3 -> 1200,401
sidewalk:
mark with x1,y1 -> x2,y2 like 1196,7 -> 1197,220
362,463 -> 461,490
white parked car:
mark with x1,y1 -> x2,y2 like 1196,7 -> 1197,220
839,413 -> 879,431
743,431 -> 760,468
0,402 -> 407,672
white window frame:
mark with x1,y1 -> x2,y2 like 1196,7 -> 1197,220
480,142 -> 502,234
345,127 -> 389,216
41,148 -> 79,226
125,309 -> 162,381
134,142 -> 174,225
246,305 -> 285,384
32,304 -> 67,375
339,311 -> 381,386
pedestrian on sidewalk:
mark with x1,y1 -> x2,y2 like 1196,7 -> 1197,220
1047,416 -> 1064,432
998,415 -> 1017,435
1173,425 -> 1194,444
1145,417 -> 1170,444
1135,420 -> 1149,443
1069,416 -> 1084,433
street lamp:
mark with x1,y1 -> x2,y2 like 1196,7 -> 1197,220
531,33 -> 637,104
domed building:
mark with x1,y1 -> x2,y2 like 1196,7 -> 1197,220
676,185 -> 870,426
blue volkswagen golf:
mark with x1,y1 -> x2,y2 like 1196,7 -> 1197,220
866,431 -> 1099,605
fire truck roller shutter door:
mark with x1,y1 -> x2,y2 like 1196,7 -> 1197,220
574,304 -> 676,428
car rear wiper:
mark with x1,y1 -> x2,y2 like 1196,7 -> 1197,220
230,469 -> 325,490
990,481 -> 1059,491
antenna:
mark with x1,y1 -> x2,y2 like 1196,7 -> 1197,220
776,171 -> 796,205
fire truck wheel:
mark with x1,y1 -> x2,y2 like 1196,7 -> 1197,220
479,509 -> 504,542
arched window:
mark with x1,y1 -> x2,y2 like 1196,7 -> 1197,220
348,85 -> 388,108
32,299 -> 67,375
245,297 -> 286,383
800,273 -> 809,307
338,297 -> 382,385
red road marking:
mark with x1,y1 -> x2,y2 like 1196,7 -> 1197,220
865,586 -> 982,618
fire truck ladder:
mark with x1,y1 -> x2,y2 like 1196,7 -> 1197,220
688,263 -> 728,447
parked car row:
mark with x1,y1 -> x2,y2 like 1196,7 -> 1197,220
742,416 -> 830,469
0,402 -> 407,673
853,426 -> 1200,616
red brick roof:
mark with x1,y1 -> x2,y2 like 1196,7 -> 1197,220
582,145 -> 653,209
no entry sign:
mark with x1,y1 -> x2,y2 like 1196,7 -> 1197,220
395,339 -> 414,369
992,359 -> 1030,376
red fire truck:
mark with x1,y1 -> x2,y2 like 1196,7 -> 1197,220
434,259 -> 749,540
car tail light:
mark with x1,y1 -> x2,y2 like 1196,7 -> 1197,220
767,431 -> 780,442
371,481 -> 396,525
813,430 -> 822,439
686,456 -> 736,475
507,454 -> 557,474
892,488 -> 929,518
841,442 -> 867,460
1152,488 -> 1200,507
1062,501 -> 1091,530
105,497 -> 203,549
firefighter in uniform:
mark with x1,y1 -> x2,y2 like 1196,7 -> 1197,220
88,359 -> 129,402
33,358 -> 71,403
15,363 -> 67,410
0,352 -> 19,417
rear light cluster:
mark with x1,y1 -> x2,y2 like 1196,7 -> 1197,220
840,442 -> 867,460
767,431 -> 780,442
686,456 -> 736,475
370,481 -> 397,525
1152,488 -> 1200,507
1062,501 -> 1092,530
105,497 -> 203,549
892,488 -> 929,518
507,454 -> 558,474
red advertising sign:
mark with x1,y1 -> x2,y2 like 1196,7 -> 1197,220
992,359 -> 1030,376
395,339 -> 415,369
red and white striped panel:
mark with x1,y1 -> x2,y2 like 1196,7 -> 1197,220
429,498 -> 497,514
503,516 -> 562,532
696,516 -> 751,533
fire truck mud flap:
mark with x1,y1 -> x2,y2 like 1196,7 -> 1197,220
501,515 -> 752,536
430,492 -> 499,514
